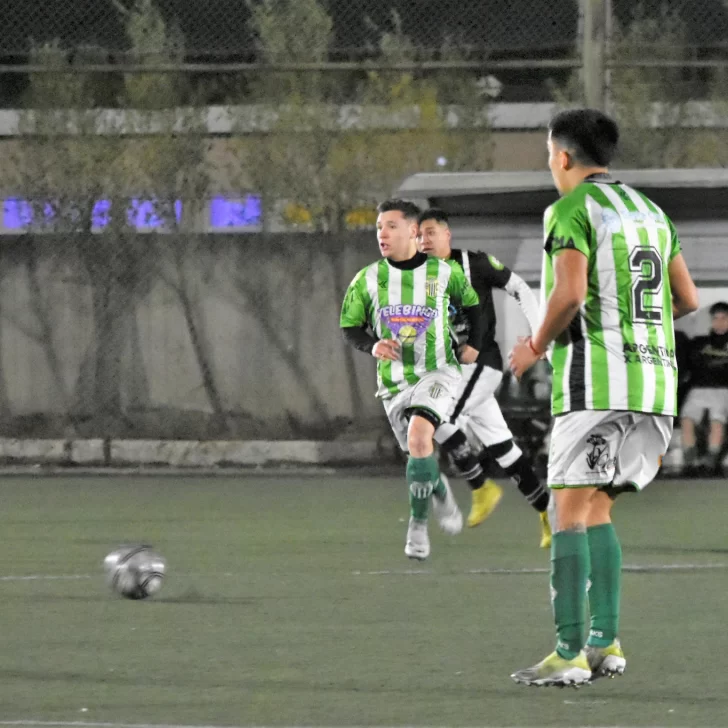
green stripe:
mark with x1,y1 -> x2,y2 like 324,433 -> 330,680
357,269 -> 373,317
425,257 -> 439,371
583,192 -> 610,408
400,269 -> 419,386
377,261 -> 394,394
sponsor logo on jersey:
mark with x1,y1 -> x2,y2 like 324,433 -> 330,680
380,304 -> 438,344
425,277 -> 439,297
622,342 -> 677,369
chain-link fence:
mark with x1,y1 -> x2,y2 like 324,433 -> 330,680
1,0 -> 727,67
0,0 -> 581,63
0,0 -> 727,460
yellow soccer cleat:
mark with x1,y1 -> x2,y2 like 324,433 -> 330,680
511,650 -> 592,687
467,480 -> 503,528
539,511 -> 552,549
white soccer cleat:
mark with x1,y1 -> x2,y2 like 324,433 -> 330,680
404,517 -> 430,560
431,473 -> 463,535
585,639 -> 626,679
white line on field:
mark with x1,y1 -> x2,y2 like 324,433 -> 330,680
0,574 -> 92,581
0,723 -> 652,728
352,562 -> 728,576
0,721 -> 667,728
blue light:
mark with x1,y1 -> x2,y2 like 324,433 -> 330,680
209,195 -> 262,228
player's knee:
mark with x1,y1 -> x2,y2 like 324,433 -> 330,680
587,490 -> 614,527
407,413 -> 436,457
553,488 -> 594,531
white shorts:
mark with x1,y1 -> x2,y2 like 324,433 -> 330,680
548,410 -> 673,490
382,366 -> 461,452
681,388 -> 728,424
451,364 -> 513,448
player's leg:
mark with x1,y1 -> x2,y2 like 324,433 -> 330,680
679,388 -> 709,472
707,410 -> 725,474
383,391 -> 432,560
584,489 -> 625,679
461,366 -> 549,542
435,363 -> 497,496
512,411 -> 621,687
434,419 -> 489,491
403,368 -> 464,559
446,364 -> 504,526
483,434 -> 551,547
585,413 -> 673,679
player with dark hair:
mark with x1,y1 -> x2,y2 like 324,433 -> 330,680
340,199 -> 483,560
508,108 -> 699,686
416,208 -> 551,549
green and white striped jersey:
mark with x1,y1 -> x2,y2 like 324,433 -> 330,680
542,179 -> 681,417
340,256 -> 479,398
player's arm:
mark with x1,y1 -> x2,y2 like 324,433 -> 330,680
504,273 -> 540,333
340,272 -> 400,361
666,220 -> 699,320
474,252 -> 540,333
447,261 -> 484,362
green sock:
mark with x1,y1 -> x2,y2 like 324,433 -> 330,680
586,523 -> 622,648
406,455 -> 440,521
551,528 -> 590,660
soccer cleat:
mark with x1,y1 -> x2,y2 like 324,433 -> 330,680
467,480 -> 503,527
539,511 -> 552,549
431,473 -> 463,535
511,650 -> 592,687
585,639 -> 626,679
404,517 -> 430,561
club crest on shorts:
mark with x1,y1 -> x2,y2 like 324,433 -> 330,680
585,433 -> 613,471
428,384 -> 445,399
425,277 -> 439,297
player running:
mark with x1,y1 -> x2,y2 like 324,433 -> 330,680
508,109 -> 699,686
416,208 -> 552,548
340,199 -> 482,561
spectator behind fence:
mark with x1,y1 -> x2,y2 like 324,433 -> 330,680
680,301 -> 728,474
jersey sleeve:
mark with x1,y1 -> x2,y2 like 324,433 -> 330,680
446,261 -> 479,307
471,251 -> 511,288
339,270 -> 369,328
543,198 -> 591,259
667,217 -> 682,261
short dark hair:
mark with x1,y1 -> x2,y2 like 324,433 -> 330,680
710,301 -> 728,316
417,207 -> 450,227
548,108 -> 620,167
377,198 -> 421,221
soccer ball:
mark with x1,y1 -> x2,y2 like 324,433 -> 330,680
103,545 -> 166,600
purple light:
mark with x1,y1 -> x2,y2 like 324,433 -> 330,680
92,200 -> 111,228
209,195 -> 262,228
3,198 -> 34,229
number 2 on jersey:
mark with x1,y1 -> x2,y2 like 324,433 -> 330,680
630,247 -> 663,324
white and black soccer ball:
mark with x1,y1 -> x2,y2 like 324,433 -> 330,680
104,545 -> 166,600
